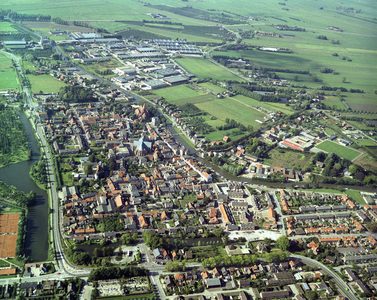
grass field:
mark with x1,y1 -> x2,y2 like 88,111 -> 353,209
232,95 -> 294,115
27,74 -> 67,94
321,96 -> 347,110
195,97 -> 266,128
345,190 -> 365,205
176,58 -> 242,82
264,148 -> 314,169
0,54 -> 19,91
0,23 -> 16,32
315,140 -> 361,161
199,82 -> 226,93
154,85 -> 200,102
80,58 -> 123,77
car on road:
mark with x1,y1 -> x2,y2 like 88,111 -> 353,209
57,272 -> 61,275
51,183 -> 54,185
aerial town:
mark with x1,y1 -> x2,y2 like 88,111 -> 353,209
0,1 -> 377,300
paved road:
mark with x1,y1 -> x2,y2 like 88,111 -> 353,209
291,254 -> 358,300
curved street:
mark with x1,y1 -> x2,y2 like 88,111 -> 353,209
291,254 -> 358,300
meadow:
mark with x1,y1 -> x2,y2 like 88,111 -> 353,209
176,58 -> 242,82
27,74 -> 67,94
154,85 -> 200,102
195,97 -> 266,129
315,140 -> 362,161
199,82 -> 226,94
0,23 -> 17,32
153,84 -> 266,141
264,148 -> 313,170
0,54 -> 19,91
81,59 -> 123,77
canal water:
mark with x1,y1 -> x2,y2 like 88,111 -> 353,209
0,112 -> 48,262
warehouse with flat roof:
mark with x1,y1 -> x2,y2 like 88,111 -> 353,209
143,79 -> 168,90
163,75 -> 189,85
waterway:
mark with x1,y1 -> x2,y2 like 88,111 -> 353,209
0,112 -> 48,262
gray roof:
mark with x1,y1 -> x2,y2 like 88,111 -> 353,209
205,278 -> 221,287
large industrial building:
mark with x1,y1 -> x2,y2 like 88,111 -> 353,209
283,136 -> 315,151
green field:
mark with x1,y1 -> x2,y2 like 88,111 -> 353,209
0,54 -> 19,91
154,85 -> 200,102
176,58 -> 242,82
232,95 -> 294,115
80,58 -> 123,78
199,82 -> 226,94
345,190 -> 365,205
195,97 -> 266,128
0,23 -> 17,31
27,74 -> 67,94
315,140 -> 361,161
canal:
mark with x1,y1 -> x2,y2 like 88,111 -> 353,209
0,112 -> 48,262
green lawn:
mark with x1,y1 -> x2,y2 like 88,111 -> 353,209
0,54 -> 19,91
173,125 -> 195,148
0,23 -> 17,31
176,58 -> 242,82
27,74 -> 67,93
199,82 -> 226,93
232,95 -> 294,115
346,190 -> 365,205
81,58 -> 124,77
315,140 -> 361,161
195,97 -> 266,128
154,85 -> 200,102
204,128 -> 245,142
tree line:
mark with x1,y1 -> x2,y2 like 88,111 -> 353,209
52,17 -> 68,25
232,85 -> 279,102
15,210 -> 27,258
88,266 -> 148,281
29,156 -> 48,188
0,109 -> 31,167
8,11 -> 51,21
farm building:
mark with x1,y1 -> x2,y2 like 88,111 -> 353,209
338,138 -> 353,146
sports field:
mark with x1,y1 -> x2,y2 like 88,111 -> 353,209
28,74 -> 67,94
176,58 -> 242,82
0,213 -> 19,258
0,54 -> 19,91
315,140 -> 361,161
195,97 -> 266,128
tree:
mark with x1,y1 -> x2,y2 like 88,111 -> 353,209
83,164 -> 92,175
342,77 -> 346,83
164,260 -> 173,271
355,171 -> 365,181
366,222 -> 377,233
293,75 -> 298,82
275,235 -> 290,251
306,291 -> 318,300
349,165 -> 357,175
213,227 -> 224,238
